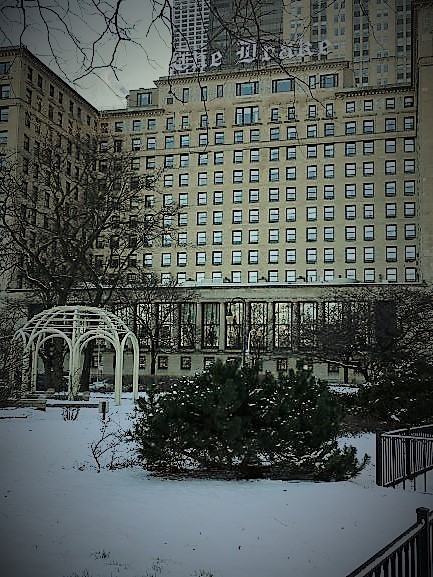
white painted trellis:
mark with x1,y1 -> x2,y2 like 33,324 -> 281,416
15,306 -> 139,405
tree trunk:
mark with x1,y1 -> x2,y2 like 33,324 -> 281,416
43,339 -> 66,391
79,342 -> 94,391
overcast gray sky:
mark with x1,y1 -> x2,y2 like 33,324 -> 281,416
0,1 -> 172,109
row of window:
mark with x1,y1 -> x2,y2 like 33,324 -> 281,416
134,75 -> 339,109
174,204 -> 417,225
160,180 -> 416,207
131,267 -> 419,286
109,115 -> 415,145
105,93 -> 414,134
121,137 -> 415,160
166,226 -> 417,246
157,159 -> 415,187
153,245 -> 417,267
110,221 -> 416,253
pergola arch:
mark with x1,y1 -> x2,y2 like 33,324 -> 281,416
15,306 -> 139,405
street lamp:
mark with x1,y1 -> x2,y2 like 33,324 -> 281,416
225,297 -> 247,366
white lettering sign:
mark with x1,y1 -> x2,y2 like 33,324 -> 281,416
170,36 -> 333,74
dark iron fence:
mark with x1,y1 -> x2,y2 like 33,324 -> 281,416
346,508 -> 433,577
376,424 -> 433,491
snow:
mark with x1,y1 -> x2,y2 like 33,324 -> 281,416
1,394 -> 432,577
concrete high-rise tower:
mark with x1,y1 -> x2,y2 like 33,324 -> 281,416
170,0 -> 414,88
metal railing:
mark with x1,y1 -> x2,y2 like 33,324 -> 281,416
376,424 -> 433,491
346,508 -> 433,577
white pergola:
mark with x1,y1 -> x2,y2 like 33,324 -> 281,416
15,305 -> 139,405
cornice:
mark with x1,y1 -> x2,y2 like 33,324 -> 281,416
335,84 -> 413,98
154,59 -> 351,86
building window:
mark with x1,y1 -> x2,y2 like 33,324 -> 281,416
307,124 -> 317,138
324,206 -> 335,221
324,227 -> 334,242
385,118 -> 396,132
249,230 -> 259,244
345,142 -> 356,156
364,225 -> 374,241
404,202 -> 416,217
404,181 -> 415,196
306,207 -> 317,221
324,248 -> 334,263
272,78 -> 295,92
235,106 -> 259,126
386,225 -> 397,240
180,134 -> 189,148
364,247 -> 375,263
236,81 -> 259,96
363,120 -> 374,134
320,74 -> 338,88
286,249 -> 296,264
345,122 -> 356,135
324,123 -> 335,137
386,268 -> 397,283
345,163 -> 356,177
345,248 -> 356,263
307,186 -> 317,200
385,160 -> 396,175
306,227 -> 317,242
270,127 -> 280,141
364,269 -> 375,283
404,159 -> 415,174
405,224 -> 416,239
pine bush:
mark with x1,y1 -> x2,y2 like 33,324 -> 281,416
133,361 -> 368,480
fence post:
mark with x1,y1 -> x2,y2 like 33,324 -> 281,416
376,431 -> 383,486
416,507 -> 431,577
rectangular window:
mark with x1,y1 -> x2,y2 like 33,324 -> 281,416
386,203 -> 397,218
320,74 -> 338,88
345,122 -> 356,135
286,228 -> 296,243
235,106 -> 259,126
324,206 -> 335,221
385,118 -> 397,132
385,160 -> 396,175
180,134 -> 189,148
324,123 -> 335,137
363,162 -> 374,176
404,202 -> 416,217
386,246 -> 397,262
307,207 -> 317,221
345,142 -> 356,156
236,81 -> 259,96
286,208 -> 296,222
324,227 -> 334,242
272,78 -> 295,92
363,120 -> 374,134
405,224 -> 416,239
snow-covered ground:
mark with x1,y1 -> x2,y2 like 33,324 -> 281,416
1,394 -> 432,577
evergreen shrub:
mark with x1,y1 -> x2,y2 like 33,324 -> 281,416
133,361 -> 368,480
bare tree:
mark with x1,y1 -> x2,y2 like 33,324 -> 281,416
117,272 -> 199,377
0,134 -> 176,390
297,285 -> 433,382
0,297 -> 26,400
0,1 -> 160,83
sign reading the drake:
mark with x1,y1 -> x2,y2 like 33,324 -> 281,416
170,38 -> 333,73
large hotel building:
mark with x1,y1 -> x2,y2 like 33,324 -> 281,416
1,0 -> 432,382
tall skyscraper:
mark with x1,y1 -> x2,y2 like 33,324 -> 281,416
171,0 -> 414,88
